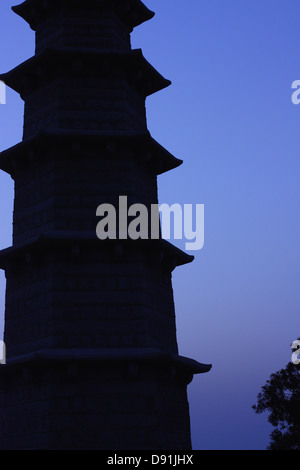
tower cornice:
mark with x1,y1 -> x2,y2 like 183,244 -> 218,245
0,232 -> 195,272
0,48 -> 171,99
12,0 -> 155,31
0,131 -> 183,176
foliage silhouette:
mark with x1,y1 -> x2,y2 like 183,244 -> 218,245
253,341 -> 300,450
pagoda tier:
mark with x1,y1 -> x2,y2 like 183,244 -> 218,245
0,349 -> 210,450
0,48 -> 170,140
0,0 -> 211,450
0,132 -> 182,245
13,0 -> 154,55
0,233 -> 194,357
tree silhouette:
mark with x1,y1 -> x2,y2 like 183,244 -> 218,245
252,341 -> 300,450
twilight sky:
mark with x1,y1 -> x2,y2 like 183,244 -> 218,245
0,0 -> 299,450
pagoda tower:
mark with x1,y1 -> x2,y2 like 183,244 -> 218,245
0,0 -> 211,450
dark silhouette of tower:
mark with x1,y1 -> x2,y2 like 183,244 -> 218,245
0,0 -> 211,450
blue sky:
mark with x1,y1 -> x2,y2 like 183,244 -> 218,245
0,0 -> 299,450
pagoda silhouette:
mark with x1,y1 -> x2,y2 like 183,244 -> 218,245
0,0 -> 211,450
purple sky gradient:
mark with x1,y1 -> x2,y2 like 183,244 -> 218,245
0,0 -> 299,450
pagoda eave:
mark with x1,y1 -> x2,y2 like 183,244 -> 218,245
3,348 -> 211,376
0,48 -> 171,99
0,232 -> 194,272
0,131 -> 182,176
12,0 -> 155,31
